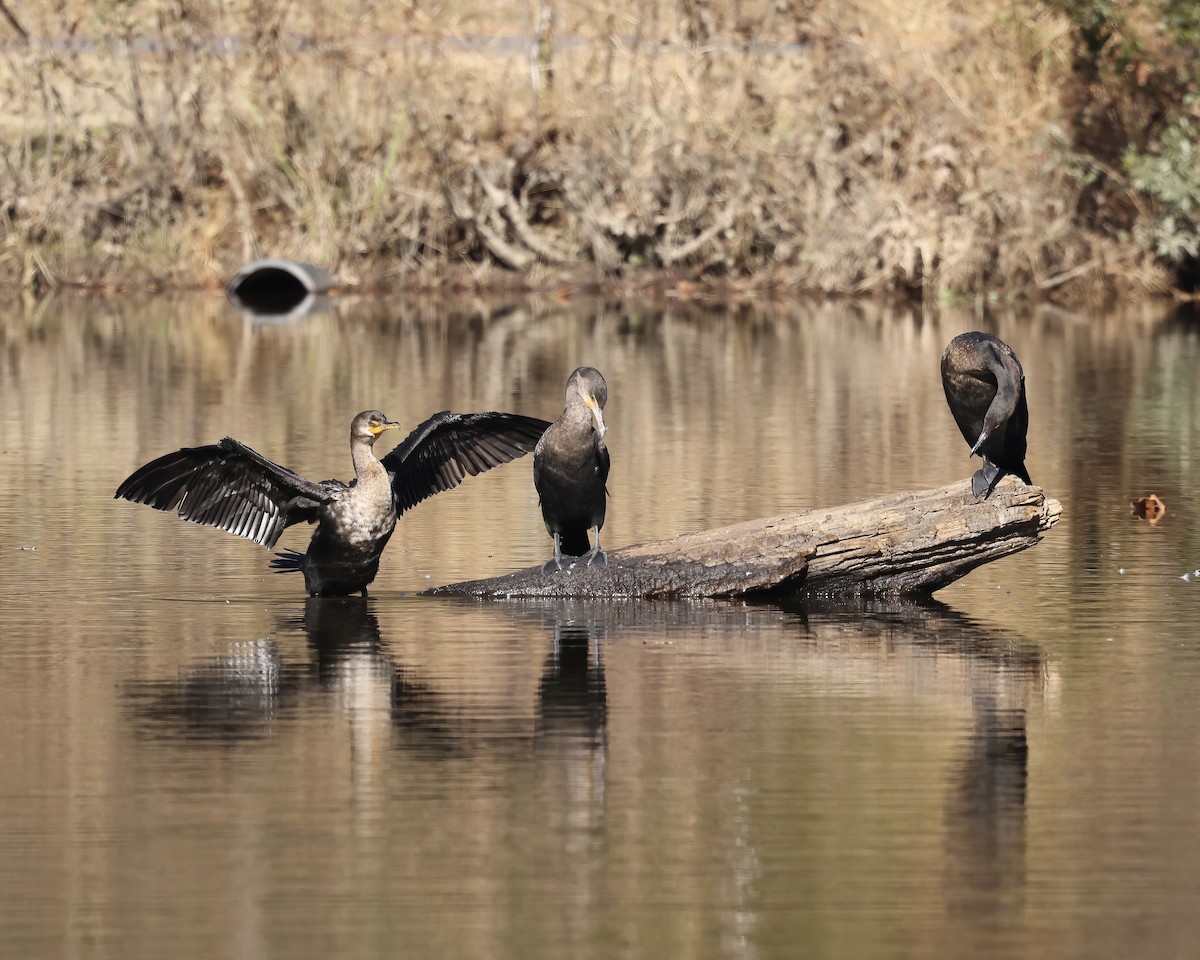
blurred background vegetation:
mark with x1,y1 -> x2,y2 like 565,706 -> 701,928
0,0 -> 1195,302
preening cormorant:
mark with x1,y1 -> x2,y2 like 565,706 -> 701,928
534,367 -> 610,572
115,409 -> 550,596
941,332 -> 1033,500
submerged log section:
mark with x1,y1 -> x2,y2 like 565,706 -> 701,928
428,478 -> 1062,600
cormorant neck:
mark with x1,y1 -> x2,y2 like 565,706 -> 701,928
985,356 -> 1020,426
563,399 -> 598,433
351,436 -> 385,481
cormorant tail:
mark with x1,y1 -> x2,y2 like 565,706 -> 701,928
270,549 -> 306,573
559,527 -> 592,557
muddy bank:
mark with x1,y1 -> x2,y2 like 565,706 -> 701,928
1,1 -> 1196,302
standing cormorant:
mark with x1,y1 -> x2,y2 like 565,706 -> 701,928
940,332 -> 1033,500
115,409 -> 550,596
534,367 -> 610,572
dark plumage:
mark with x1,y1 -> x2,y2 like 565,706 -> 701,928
116,409 -> 550,596
941,332 -> 1033,500
534,367 -> 610,572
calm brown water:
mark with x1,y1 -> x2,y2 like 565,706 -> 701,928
2,295 -> 1200,959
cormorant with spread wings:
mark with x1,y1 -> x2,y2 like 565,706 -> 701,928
116,409 -> 549,596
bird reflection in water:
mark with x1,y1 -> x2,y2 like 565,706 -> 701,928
122,600 -> 609,782
943,670 -> 1036,938
125,599 -> 463,753
770,595 -> 1042,935
533,616 -> 609,940
536,619 -> 608,824
122,600 -> 396,743
123,637 -> 287,742
299,600 -> 499,764
536,620 -> 607,750
299,597 -> 391,686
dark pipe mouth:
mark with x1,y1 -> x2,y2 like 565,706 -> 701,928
229,266 -> 311,315
226,259 -> 336,318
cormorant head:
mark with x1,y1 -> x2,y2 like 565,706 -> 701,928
567,367 -> 608,438
352,410 -> 401,444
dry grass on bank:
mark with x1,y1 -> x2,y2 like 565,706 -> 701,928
0,0 -> 1176,299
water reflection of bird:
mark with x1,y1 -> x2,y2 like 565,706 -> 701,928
300,597 -> 388,682
941,333 -> 1033,500
536,620 -> 608,850
116,408 -> 549,596
123,638 -> 286,742
537,621 -> 607,747
534,367 -> 611,572
944,698 -> 1029,923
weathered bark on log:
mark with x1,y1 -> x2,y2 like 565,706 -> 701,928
427,477 -> 1063,600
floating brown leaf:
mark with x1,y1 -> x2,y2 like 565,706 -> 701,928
1130,494 -> 1166,525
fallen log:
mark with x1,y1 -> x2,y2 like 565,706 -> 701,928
427,477 -> 1063,600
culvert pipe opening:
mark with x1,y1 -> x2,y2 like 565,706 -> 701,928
226,259 -> 336,316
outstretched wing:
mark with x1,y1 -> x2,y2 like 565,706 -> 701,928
115,437 -> 334,549
381,411 -> 551,515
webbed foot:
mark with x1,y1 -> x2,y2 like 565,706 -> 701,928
542,557 -> 564,575
971,459 -> 1002,500
584,548 -> 608,568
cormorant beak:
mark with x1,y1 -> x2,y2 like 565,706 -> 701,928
969,432 -> 988,456
585,395 -> 607,438
370,420 -> 401,436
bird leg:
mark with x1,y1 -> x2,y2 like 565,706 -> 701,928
583,527 -> 607,567
971,457 -> 1003,500
542,532 -> 565,574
